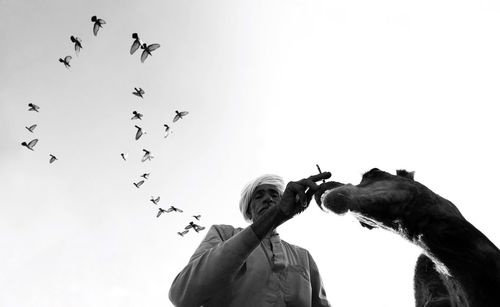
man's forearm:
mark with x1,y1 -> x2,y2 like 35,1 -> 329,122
250,205 -> 288,240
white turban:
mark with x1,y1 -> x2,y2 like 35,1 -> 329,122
239,174 -> 285,223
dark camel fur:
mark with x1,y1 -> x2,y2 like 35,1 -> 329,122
316,168 -> 500,307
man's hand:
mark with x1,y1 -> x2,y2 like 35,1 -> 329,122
277,172 -> 332,220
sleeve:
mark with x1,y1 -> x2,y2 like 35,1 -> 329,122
307,251 -> 331,307
169,224 -> 261,307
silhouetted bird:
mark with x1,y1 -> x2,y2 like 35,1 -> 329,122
178,230 -> 189,236
59,56 -> 72,69
193,215 -> 201,220
163,124 -> 172,138
140,43 -> 160,63
150,196 -> 160,205
21,139 -> 38,151
28,103 -> 40,112
49,154 -> 57,163
25,124 -> 37,133
134,125 -> 144,140
132,87 -> 145,98
130,33 -> 142,55
133,180 -> 144,188
131,111 -> 143,120
157,207 -> 168,217
166,206 -> 183,213
173,110 -> 189,122
70,36 -> 83,54
141,149 -> 153,162
120,153 -> 128,161
140,173 -> 150,179
185,221 -> 205,233
91,16 -> 106,36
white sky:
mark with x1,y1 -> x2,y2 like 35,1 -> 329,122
1,0 -> 500,306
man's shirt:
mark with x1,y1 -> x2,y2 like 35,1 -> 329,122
169,224 -> 330,307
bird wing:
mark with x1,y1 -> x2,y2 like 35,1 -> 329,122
135,129 -> 143,140
173,114 -> 180,122
27,139 -> 38,148
140,50 -> 148,63
137,180 -> 144,187
27,124 -> 37,132
147,44 -> 160,51
64,56 -> 72,63
130,40 -> 140,55
93,23 -> 99,36
98,19 -> 106,24
180,111 -> 189,116
166,207 -> 174,212
157,210 -> 162,218
139,88 -> 145,95
185,225 -> 193,230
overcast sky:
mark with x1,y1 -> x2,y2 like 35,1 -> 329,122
1,0 -> 500,306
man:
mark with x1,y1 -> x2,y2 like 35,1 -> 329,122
169,173 -> 332,307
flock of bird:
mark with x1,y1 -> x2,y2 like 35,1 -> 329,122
22,103 -> 58,163
23,15 -> 205,237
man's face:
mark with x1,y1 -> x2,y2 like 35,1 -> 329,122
248,184 -> 281,221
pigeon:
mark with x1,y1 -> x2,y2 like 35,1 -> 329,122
140,43 -> 160,63
28,103 -> 40,112
59,56 -> 72,69
49,154 -> 57,163
120,153 -> 128,161
70,36 -> 83,54
150,196 -> 160,205
193,215 -> 201,220
140,173 -> 150,179
141,149 -> 153,162
173,110 -> 189,122
21,139 -> 38,151
163,124 -> 172,138
91,16 -> 106,36
185,221 -> 205,233
25,124 -> 37,133
133,180 -> 144,188
134,125 -> 145,140
166,206 -> 183,213
130,33 -> 142,55
178,230 -> 189,237
157,207 -> 168,217
132,87 -> 145,98
131,111 -> 143,120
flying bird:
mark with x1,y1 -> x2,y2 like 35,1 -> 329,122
25,124 -> 37,133
140,173 -> 150,179
91,15 -> 106,36
178,230 -> 189,237
193,215 -> 201,220
166,206 -> 183,213
173,110 -> 189,122
134,125 -> 145,140
185,221 -> 205,233
150,196 -> 160,205
157,207 -> 168,218
141,149 -> 153,162
59,56 -> 72,69
132,87 -> 145,98
130,33 -> 142,55
131,111 -> 143,120
28,103 -> 40,112
21,139 -> 38,151
140,43 -> 160,63
163,124 -> 172,138
133,180 -> 144,188
120,153 -> 128,161
49,154 -> 57,163
70,36 -> 83,54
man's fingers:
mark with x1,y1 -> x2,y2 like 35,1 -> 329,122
307,171 -> 331,183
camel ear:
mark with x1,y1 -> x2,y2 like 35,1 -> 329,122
396,169 -> 415,180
